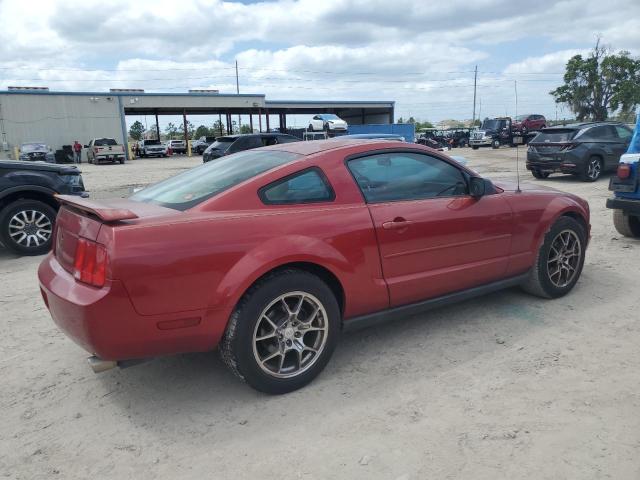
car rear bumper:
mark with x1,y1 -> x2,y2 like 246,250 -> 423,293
526,151 -> 581,174
38,253 -> 226,361
606,197 -> 640,215
469,139 -> 491,146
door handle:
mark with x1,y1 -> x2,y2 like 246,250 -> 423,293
382,217 -> 412,230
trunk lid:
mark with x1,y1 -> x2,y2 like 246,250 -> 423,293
53,196 -> 179,274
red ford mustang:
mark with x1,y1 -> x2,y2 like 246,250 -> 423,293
38,140 -> 590,393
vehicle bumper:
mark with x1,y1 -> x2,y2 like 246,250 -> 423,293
95,155 -> 124,161
327,125 -> 348,131
469,139 -> 491,146
38,254 -> 226,361
526,151 -> 581,174
606,197 -> 640,215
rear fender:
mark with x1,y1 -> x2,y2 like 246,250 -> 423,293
209,235 -> 349,312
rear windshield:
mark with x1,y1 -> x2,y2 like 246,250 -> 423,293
145,140 -> 161,145
532,129 -> 577,143
94,138 -> 118,146
209,137 -> 235,150
131,150 -> 301,210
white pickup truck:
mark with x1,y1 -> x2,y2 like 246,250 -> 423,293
86,138 -> 126,164
137,139 -> 167,158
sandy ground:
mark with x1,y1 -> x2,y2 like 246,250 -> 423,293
1,148 -> 639,480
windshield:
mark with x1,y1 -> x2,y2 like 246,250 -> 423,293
145,140 -> 161,146
532,129 -> 577,143
515,115 -> 528,121
208,137 -> 235,151
21,143 -> 47,152
320,114 -> 340,120
94,138 -> 118,146
131,150 -> 301,210
481,119 -> 504,130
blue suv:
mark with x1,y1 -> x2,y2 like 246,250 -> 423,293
606,115 -> 640,238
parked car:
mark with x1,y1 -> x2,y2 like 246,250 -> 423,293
193,136 -> 217,154
606,115 -> 640,238
513,114 -> 546,134
308,114 -> 348,133
138,139 -> 167,158
166,139 -> 186,155
18,142 -> 55,163
86,138 -> 125,164
526,122 -> 633,181
0,160 -> 85,255
38,140 -> 590,394
202,133 -> 300,162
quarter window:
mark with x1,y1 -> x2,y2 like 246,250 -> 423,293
615,126 -> 632,140
347,152 -> 468,203
260,168 -> 335,204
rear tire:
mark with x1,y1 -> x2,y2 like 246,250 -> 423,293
580,156 -> 602,182
613,210 -> 640,238
472,145 -> 479,150
531,169 -> 550,179
220,269 -> 340,394
0,199 -> 57,256
521,216 -> 586,298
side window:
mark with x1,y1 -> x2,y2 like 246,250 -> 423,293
260,168 -> 335,205
585,126 -> 616,140
262,136 -> 278,146
347,152 -> 468,203
275,135 -> 299,144
615,126 -> 632,141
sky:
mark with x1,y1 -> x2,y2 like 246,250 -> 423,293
1,0 -> 640,130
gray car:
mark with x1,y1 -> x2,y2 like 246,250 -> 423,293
526,122 -> 632,182
19,142 -> 55,163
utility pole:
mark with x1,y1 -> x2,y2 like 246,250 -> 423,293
236,60 -> 241,133
472,65 -> 478,125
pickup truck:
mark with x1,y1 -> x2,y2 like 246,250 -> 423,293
0,160 -> 86,255
86,138 -> 125,164
607,114 -> 640,238
137,140 -> 167,158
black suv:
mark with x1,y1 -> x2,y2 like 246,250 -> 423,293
527,122 -> 632,181
0,161 -> 86,255
203,133 -> 300,163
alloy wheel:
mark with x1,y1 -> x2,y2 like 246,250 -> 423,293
8,209 -> 53,248
252,291 -> 328,378
587,158 -> 601,180
547,229 -> 582,288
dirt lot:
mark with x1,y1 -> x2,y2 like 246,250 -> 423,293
1,148 -> 639,479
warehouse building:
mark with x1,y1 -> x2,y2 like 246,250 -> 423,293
0,88 -> 395,160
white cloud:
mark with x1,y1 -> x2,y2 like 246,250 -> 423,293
1,0 -> 639,121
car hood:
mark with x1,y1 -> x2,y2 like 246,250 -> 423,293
0,160 -> 79,174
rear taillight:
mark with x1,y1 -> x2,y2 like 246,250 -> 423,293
73,238 -> 108,287
617,164 -> 631,179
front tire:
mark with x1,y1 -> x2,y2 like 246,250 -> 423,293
472,145 -> 479,150
0,200 -> 57,256
613,210 -> 640,238
521,216 -> 586,298
220,269 -> 340,394
492,139 -> 500,149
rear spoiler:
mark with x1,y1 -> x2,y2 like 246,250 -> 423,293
55,195 -> 139,222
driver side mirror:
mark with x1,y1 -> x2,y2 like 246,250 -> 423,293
469,177 -> 486,198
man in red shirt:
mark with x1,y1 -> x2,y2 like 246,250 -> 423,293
73,141 -> 82,164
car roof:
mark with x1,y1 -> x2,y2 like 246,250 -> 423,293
219,133 -> 294,139
261,138 -> 419,156
544,121 -> 625,130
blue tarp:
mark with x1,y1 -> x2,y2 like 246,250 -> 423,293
627,112 -> 640,154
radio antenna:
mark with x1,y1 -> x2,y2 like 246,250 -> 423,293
514,80 -> 521,193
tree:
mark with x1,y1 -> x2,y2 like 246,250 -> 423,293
240,124 -> 252,134
165,122 -> 178,139
407,116 -> 416,124
551,39 -> 640,121
213,120 -> 225,136
128,121 -> 145,141
397,117 -> 405,123
146,124 -> 159,139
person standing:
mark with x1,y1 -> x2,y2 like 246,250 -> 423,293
73,141 -> 82,164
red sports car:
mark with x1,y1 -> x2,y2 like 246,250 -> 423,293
38,140 -> 590,394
